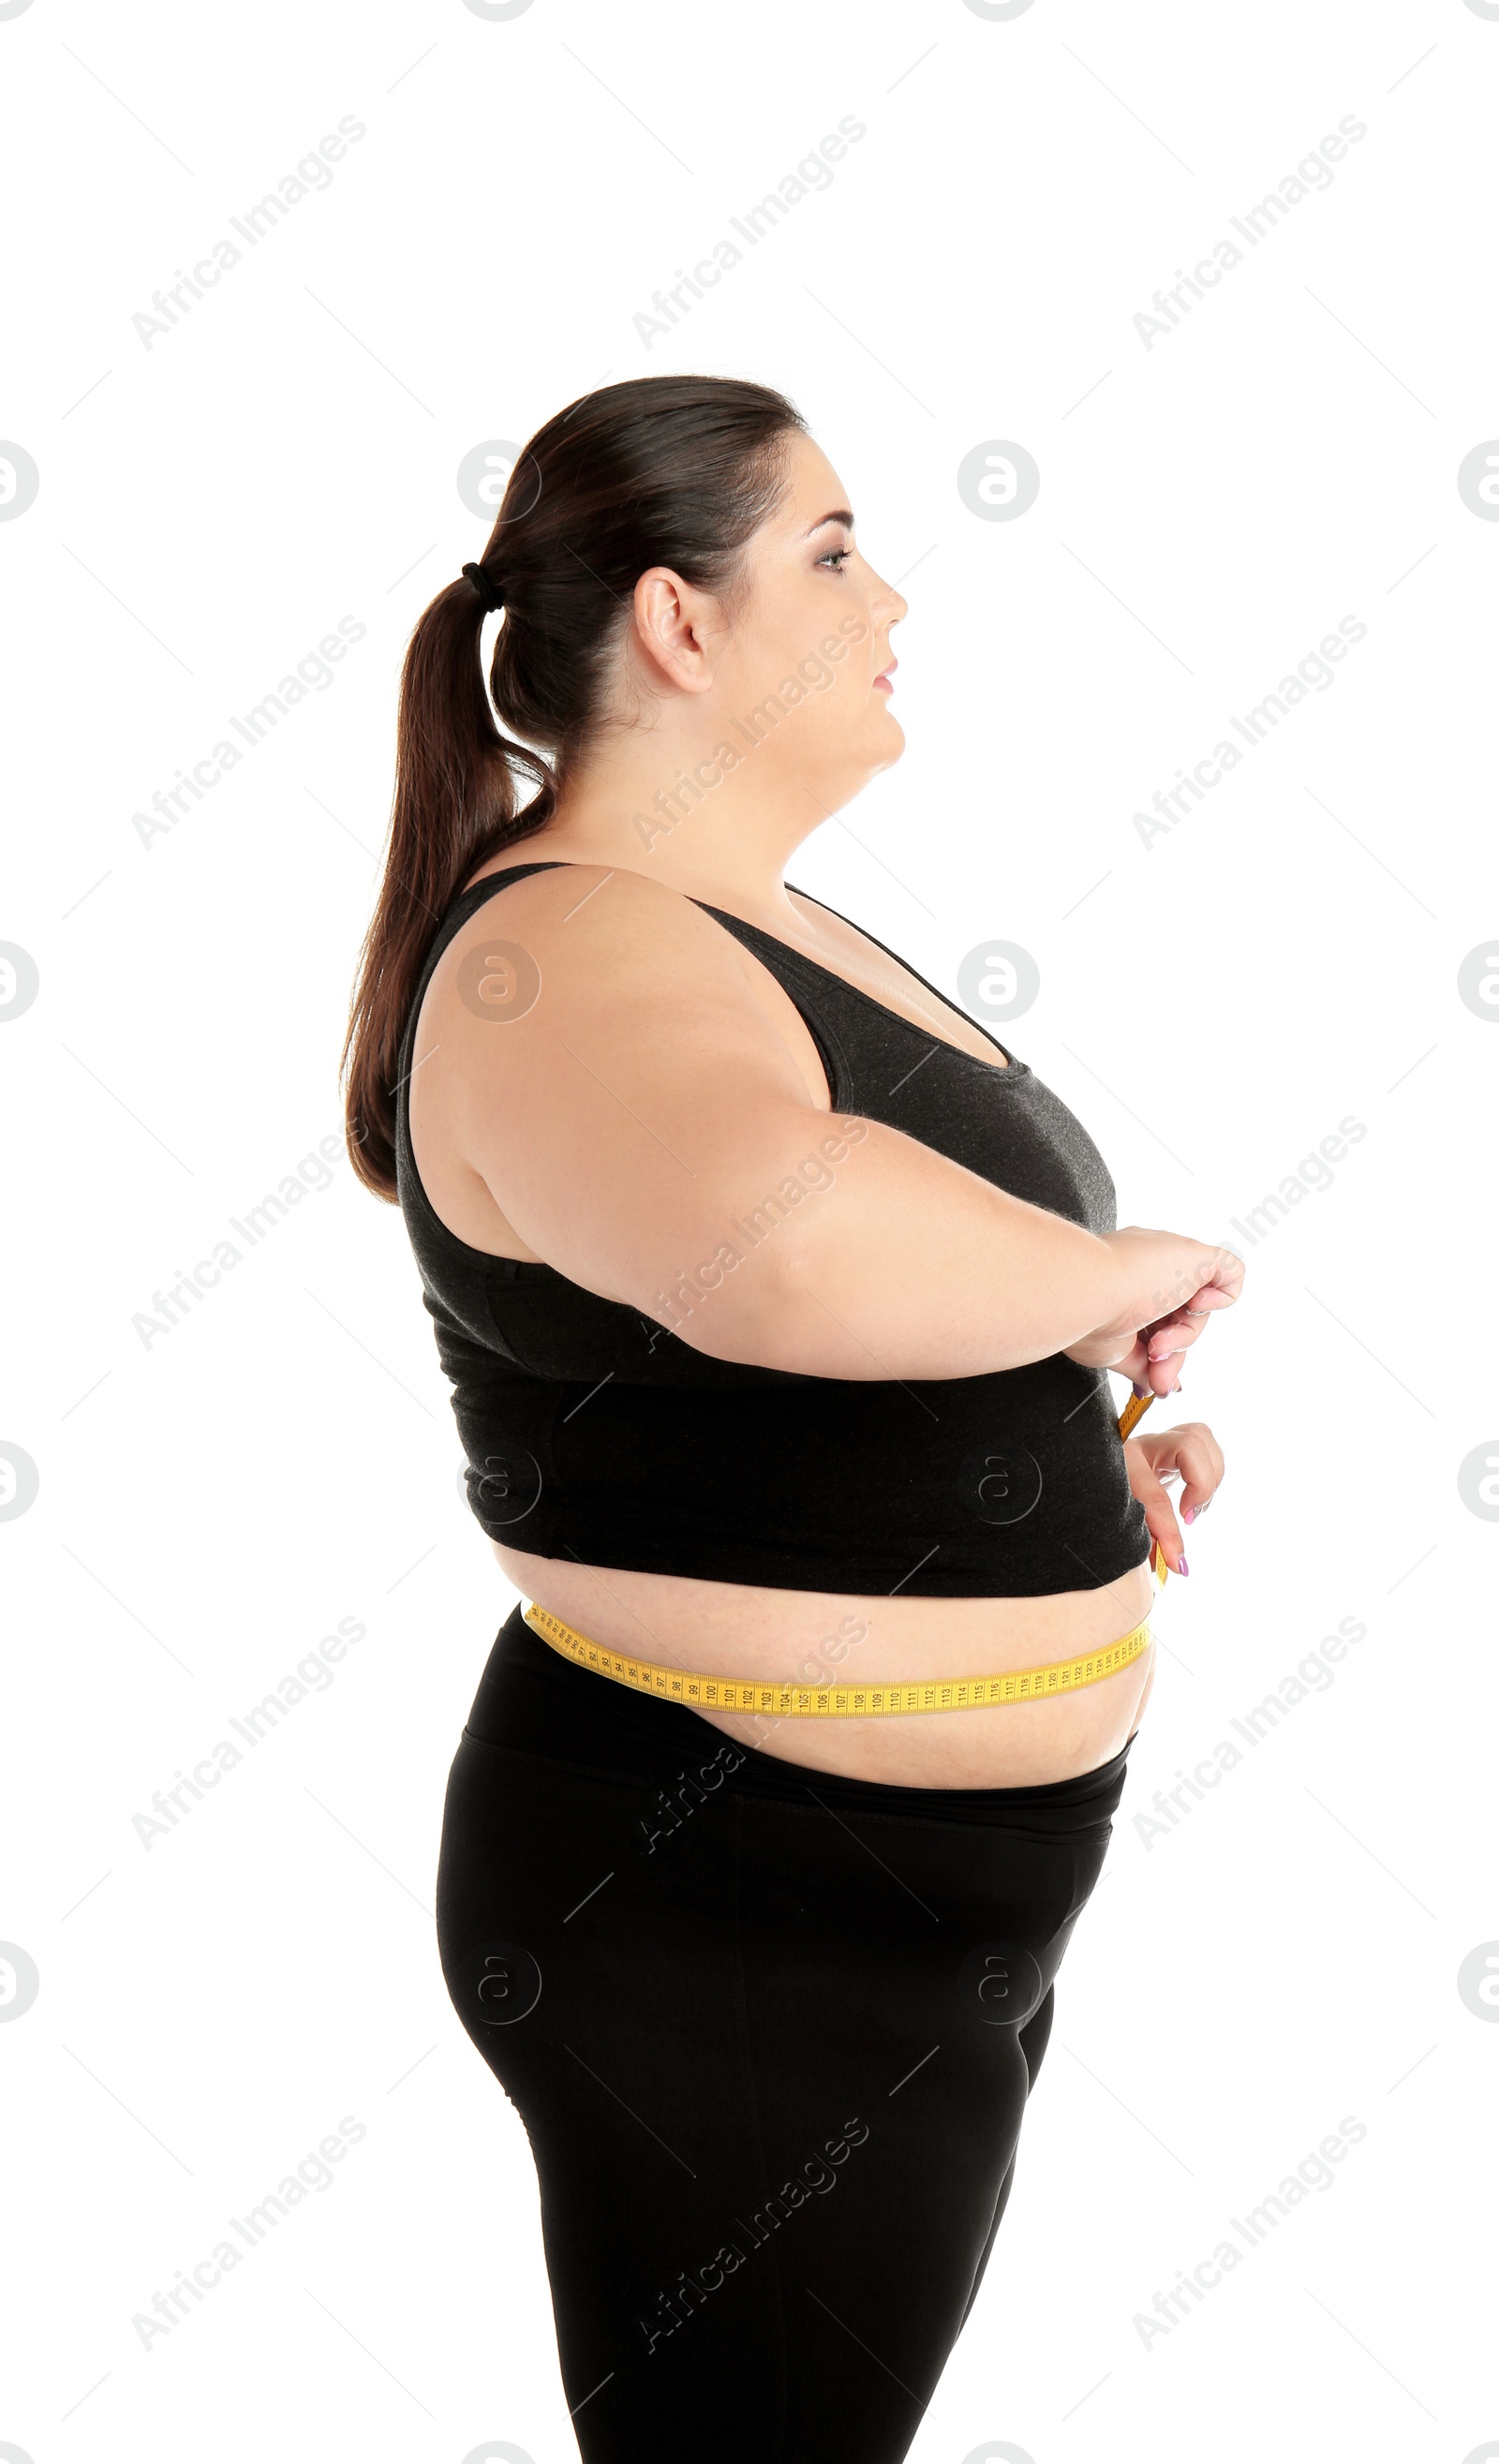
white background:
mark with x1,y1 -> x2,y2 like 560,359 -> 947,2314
3,0 -> 1496,2457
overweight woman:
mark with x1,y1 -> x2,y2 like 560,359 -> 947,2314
342,375 -> 1240,2463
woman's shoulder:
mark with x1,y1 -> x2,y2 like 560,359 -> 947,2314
424,856 -> 810,1076
442,856 -> 756,991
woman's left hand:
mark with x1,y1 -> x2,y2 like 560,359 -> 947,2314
1124,1423 -> 1224,1576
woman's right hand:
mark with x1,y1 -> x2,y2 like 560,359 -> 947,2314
1062,1229 -> 1244,1398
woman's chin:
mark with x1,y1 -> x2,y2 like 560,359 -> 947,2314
872,709 -> 906,764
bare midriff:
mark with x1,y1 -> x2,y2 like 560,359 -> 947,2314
491,1542 -> 1157,1788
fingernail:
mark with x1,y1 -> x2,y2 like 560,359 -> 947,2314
1172,1380 -> 1183,1393
1182,1505 -> 1195,1524
1179,1554 -> 1190,1575
1132,1380 -> 1150,1398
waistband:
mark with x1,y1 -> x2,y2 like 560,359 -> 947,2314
462,1603 -> 1135,1827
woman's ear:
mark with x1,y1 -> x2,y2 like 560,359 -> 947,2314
631,568 -> 718,696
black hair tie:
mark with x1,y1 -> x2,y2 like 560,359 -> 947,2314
462,561 -> 506,614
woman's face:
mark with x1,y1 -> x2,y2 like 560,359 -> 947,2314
657,428 -> 909,812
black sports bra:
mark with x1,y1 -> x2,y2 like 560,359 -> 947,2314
393,862 -> 1150,1598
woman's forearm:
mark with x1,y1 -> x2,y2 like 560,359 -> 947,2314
640,1110 -> 1196,1382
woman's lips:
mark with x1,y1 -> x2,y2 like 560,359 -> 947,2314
873,660 -> 898,694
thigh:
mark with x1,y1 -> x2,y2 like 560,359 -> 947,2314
437,1729 -> 798,2454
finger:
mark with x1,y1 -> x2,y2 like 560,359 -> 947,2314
1185,1252 -> 1245,1306
1142,1351 -> 1182,1399
1113,1337 -> 1151,1390
1130,1424 -> 1222,1521
1114,1339 -> 1180,1403
1137,1283 -> 1235,1392
1145,1309 -> 1216,1367
1174,1420 -> 1225,1488
1139,1322 -> 1195,1393
1168,1424 -> 1225,1519
1142,1290 -> 1238,1383
1131,1323 -> 1180,1394
1183,1284 -> 1238,1315
1138,1485 -> 1187,1575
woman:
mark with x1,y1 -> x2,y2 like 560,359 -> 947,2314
343,375 -> 1239,2462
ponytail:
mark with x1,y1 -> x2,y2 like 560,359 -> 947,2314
342,374 -> 806,1200
340,571 -> 552,1197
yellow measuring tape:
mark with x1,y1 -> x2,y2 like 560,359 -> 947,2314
523,1598 -> 1153,1718
523,1390 -> 1170,1718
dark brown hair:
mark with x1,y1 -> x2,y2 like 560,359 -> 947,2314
341,373 -> 807,1199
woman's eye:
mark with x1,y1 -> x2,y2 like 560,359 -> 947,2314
818,547 -> 852,571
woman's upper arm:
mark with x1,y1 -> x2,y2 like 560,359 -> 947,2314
430,866 -> 835,1317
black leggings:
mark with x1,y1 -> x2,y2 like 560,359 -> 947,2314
435,1605 -> 1135,2464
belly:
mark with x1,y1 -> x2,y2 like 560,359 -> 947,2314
490,1542 -> 1158,1787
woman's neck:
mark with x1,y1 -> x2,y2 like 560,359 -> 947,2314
525,750 -> 842,928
